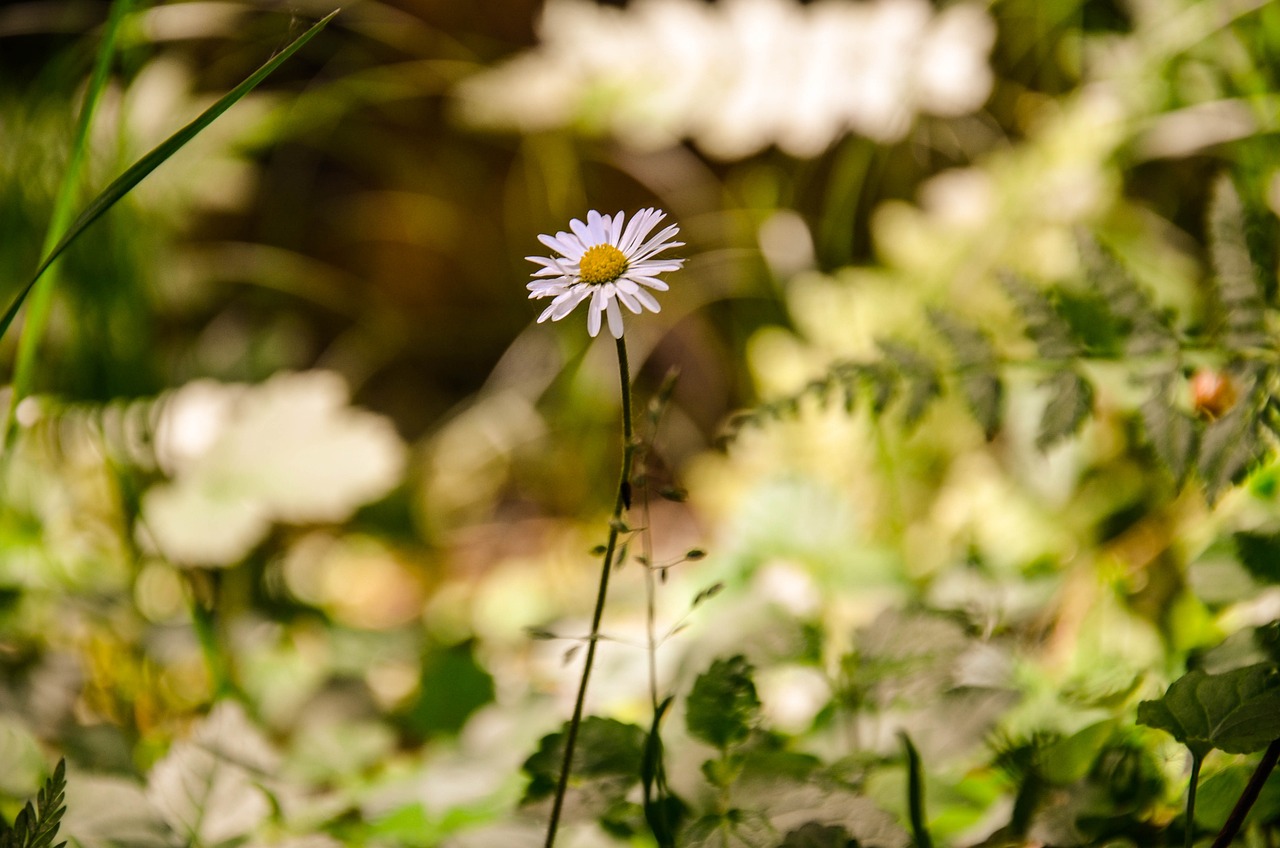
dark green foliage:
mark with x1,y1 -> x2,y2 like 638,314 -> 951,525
1234,532 -> 1280,585
1076,232 -> 1178,357
777,822 -> 858,848
642,696 -> 686,848
1036,369 -> 1094,449
1140,375 -> 1198,484
522,717 -> 647,803
1137,663 -> 1280,757
876,340 -> 941,428
999,272 -> 1082,360
1208,176 -> 1268,353
1197,394 -> 1266,502
928,309 -> 1003,439
900,732 -> 933,848
0,759 -> 67,848
400,641 -> 495,738
686,655 -> 762,750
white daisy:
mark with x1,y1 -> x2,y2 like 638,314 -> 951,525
527,208 -> 684,338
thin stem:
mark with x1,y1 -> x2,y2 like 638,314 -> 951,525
1212,739 -> 1280,848
1187,752 -> 1204,848
544,336 -> 636,848
3,0 -> 133,450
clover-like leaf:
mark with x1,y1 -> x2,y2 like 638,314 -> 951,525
687,656 -> 761,750
1136,663 -> 1280,756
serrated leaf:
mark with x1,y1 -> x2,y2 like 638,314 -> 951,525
1140,377 -> 1197,482
1235,533 -> 1280,585
686,656 -> 761,750
1198,400 -> 1262,502
521,717 -> 646,804
1036,370 -> 1094,449
1136,663 -> 1280,756
1000,273 -> 1081,360
1,759 -> 67,848
928,309 -> 1004,439
1208,176 -> 1268,352
1076,232 -> 1178,357
877,341 -> 941,428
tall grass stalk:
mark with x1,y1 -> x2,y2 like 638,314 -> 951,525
544,336 -> 636,848
3,0 -> 134,449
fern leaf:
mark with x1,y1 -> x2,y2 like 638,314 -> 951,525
1,760 -> 67,848
1139,376 -> 1197,484
1000,272 -> 1081,360
928,309 -> 1003,439
1208,176 -> 1268,353
1037,370 -> 1093,450
1198,401 -> 1261,502
1076,232 -> 1177,357
878,340 -> 941,428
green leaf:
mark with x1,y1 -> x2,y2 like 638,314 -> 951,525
0,9 -> 339,348
1000,273 -> 1081,360
1036,369 -> 1094,449
1136,663 -> 1280,756
1,759 -> 67,848
1076,232 -> 1177,357
877,340 -> 941,428
1140,376 -> 1197,483
400,641 -> 495,738
686,655 -> 761,750
522,717 -> 646,803
1234,532 -> 1280,585
928,309 -> 1003,439
1198,399 -> 1263,502
1208,175 -> 1268,353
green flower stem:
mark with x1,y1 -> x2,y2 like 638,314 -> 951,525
1186,752 -> 1203,848
544,336 -> 636,848
184,570 -> 236,699
1212,740 -> 1280,848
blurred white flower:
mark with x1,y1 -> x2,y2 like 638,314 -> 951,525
458,0 -> 996,160
142,371 -> 406,566
528,208 -> 684,338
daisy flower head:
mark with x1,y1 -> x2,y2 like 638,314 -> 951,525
527,208 -> 684,338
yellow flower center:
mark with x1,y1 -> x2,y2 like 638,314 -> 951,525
578,244 -> 628,285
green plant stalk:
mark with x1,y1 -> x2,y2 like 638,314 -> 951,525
1187,752 -> 1204,848
901,732 -> 934,848
0,10 -> 338,351
1212,739 -> 1280,848
544,336 -> 636,848
184,570 -> 236,698
3,0 -> 134,450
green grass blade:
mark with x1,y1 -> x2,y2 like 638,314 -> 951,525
0,8 -> 339,350
4,0 -> 134,446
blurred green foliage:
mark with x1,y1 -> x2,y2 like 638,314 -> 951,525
4,0 -> 1280,846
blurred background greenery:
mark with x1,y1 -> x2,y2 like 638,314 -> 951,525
3,0 -> 1280,845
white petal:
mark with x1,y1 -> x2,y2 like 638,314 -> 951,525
632,287 -> 661,312
551,287 -> 591,319
569,217 -> 593,246
587,300 -> 602,336
609,210 -> 626,245
629,275 -> 670,291
616,288 -> 642,313
620,208 -> 661,255
605,296 -> 625,338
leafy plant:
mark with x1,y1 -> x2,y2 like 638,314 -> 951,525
0,760 -> 66,848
